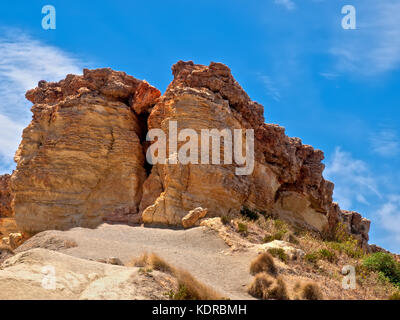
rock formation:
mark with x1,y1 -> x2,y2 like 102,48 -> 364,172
0,174 -> 12,218
340,210 -> 370,246
11,68 -> 160,234
141,61 -> 343,236
9,61 -> 370,246
0,174 -> 17,237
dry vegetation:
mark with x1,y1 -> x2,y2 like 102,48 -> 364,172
228,207 -> 400,300
123,208 -> 399,301
299,282 -> 323,300
127,252 -> 223,300
250,252 -> 277,276
248,273 -> 289,300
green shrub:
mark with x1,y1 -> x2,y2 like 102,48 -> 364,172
318,249 -> 337,263
332,222 -> 350,243
238,222 -> 248,234
267,248 -> 288,263
263,235 -> 274,243
327,239 -> 364,259
221,215 -> 230,225
363,253 -> 400,287
274,219 -> 287,231
263,230 -> 287,243
304,252 -> 319,264
168,285 -> 191,300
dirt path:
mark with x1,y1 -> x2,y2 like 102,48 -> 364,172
19,224 -> 257,299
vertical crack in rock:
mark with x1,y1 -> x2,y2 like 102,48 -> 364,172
11,68 -> 160,234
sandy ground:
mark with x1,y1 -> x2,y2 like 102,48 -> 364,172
16,223 -> 257,299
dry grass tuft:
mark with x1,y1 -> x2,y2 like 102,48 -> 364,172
126,252 -> 149,268
268,277 -> 289,300
173,268 -> 223,300
250,252 -> 277,276
127,252 -> 223,300
126,252 -> 173,273
148,253 -> 174,273
248,272 -> 274,299
248,273 -> 289,300
301,282 -> 323,300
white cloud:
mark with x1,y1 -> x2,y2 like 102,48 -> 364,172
331,0 -> 400,75
378,195 -> 400,232
319,72 -> 339,80
370,128 -> 399,157
274,0 -> 295,11
0,31 -> 84,172
324,147 -> 381,210
259,75 -> 281,102
377,195 -> 400,248
0,114 -> 24,174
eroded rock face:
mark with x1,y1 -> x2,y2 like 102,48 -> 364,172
0,174 -> 12,218
10,62 -> 370,245
340,210 -> 371,248
11,68 -> 160,234
141,61 -> 340,235
0,174 -> 17,237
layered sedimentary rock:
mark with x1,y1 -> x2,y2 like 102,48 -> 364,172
11,61 -> 370,245
340,210 -> 370,246
11,69 -> 160,234
141,61 -> 342,235
0,174 -> 17,237
0,174 -> 12,218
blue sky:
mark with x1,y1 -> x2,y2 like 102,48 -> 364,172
0,0 -> 399,253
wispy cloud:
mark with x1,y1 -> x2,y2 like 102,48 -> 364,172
319,72 -> 339,80
370,128 -> 399,157
377,195 -> 400,247
331,0 -> 400,75
0,30 -> 85,173
259,74 -> 281,102
324,147 -> 381,209
274,0 -> 295,11
0,114 -> 24,174
325,147 -> 400,251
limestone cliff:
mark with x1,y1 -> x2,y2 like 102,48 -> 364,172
11,68 -> 160,234
9,62 -> 370,246
0,174 -> 17,237
0,174 -> 12,218
141,61 -> 347,237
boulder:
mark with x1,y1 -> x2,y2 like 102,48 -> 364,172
182,207 -> 208,228
258,240 -> 305,260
